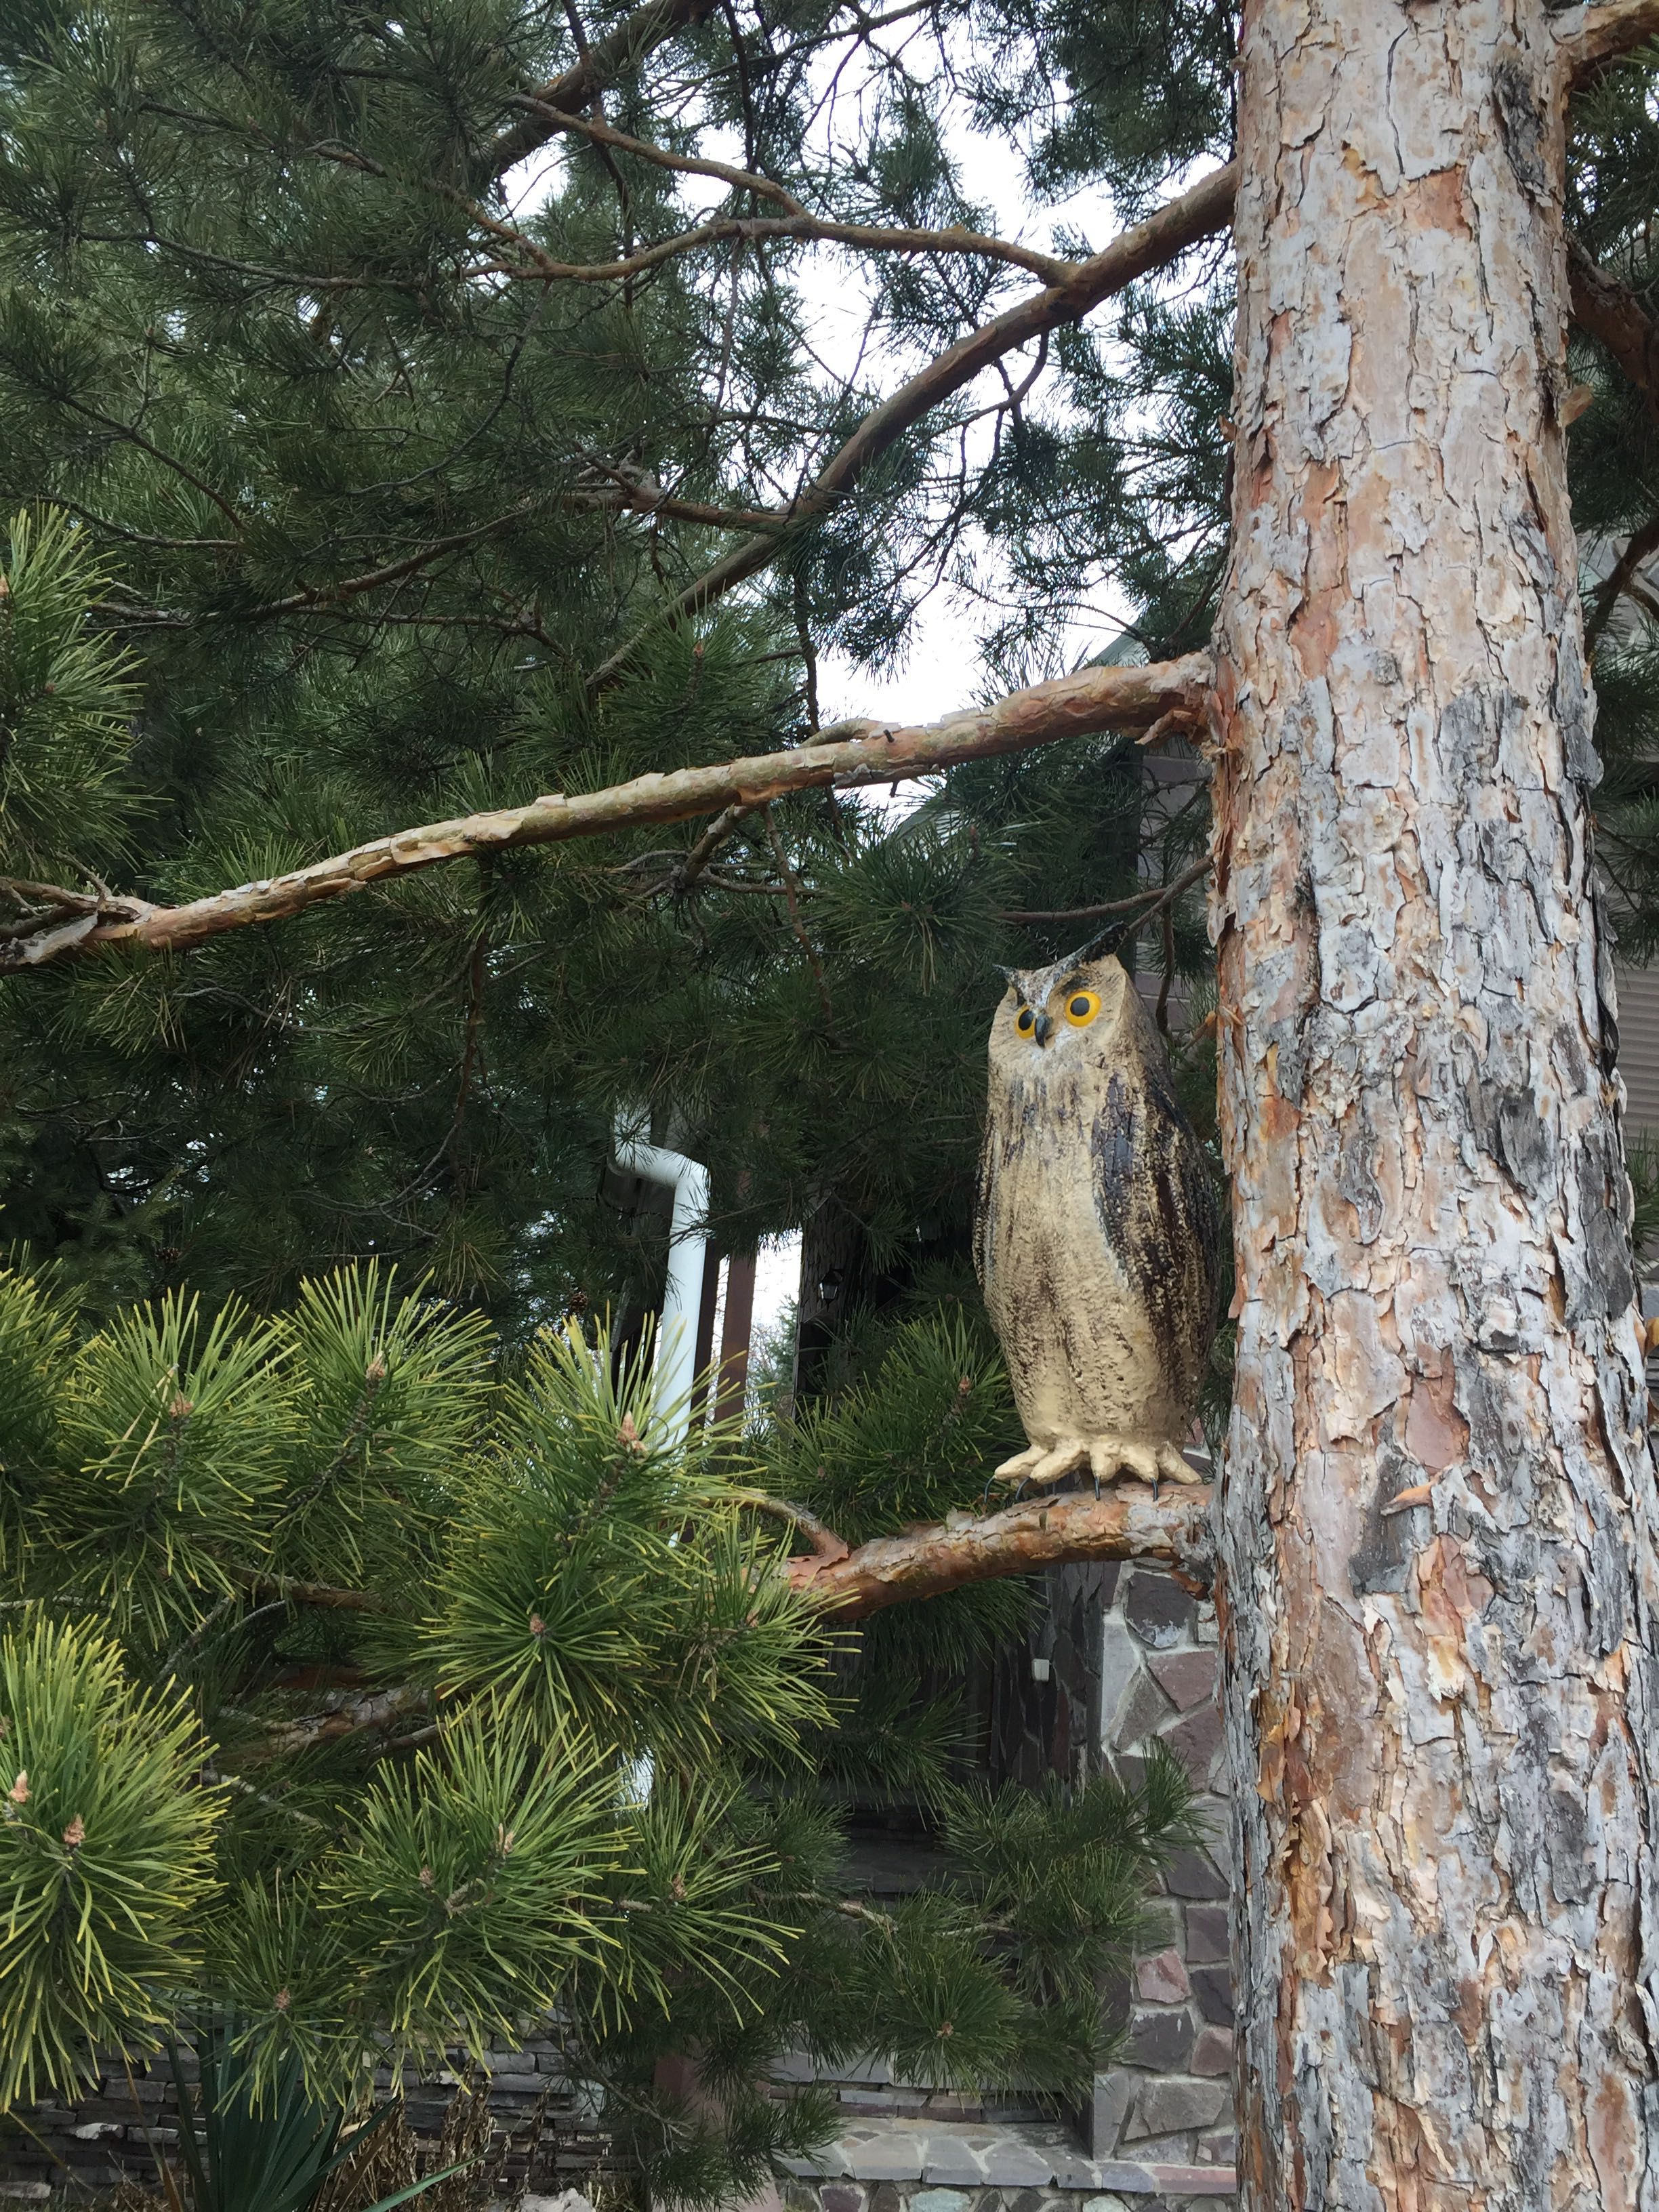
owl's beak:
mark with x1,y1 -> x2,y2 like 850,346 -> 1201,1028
1033,1010 -> 1052,1046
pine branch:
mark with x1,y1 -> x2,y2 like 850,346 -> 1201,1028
1555,0 -> 1659,77
485,0 -> 719,178
472,207 -> 1075,289
569,0 -> 1654,694
1568,236 -> 1659,434
782,1483 -> 1217,1617
1586,510 -> 1659,649
584,165 -> 1240,690
241,1681 -> 429,1764
999,855 -> 1211,926
0,653 -> 1212,970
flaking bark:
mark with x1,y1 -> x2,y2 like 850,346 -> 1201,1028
1212,0 -> 1659,2205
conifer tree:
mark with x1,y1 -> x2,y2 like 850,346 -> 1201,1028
0,0 -> 1656,2203
0,1260 -> 1194,2201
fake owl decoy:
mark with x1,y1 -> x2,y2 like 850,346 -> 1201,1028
975,950 -> 1219,1490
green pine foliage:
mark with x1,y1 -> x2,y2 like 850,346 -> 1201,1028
0,1616 -> 220,2107
0,1261 -> 1193,2204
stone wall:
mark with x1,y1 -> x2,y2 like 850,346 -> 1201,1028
983,1554 -> 1234,2180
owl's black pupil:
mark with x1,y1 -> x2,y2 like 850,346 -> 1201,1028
1017,1008 -> 1033,1030
1070,996 -> 1090,1017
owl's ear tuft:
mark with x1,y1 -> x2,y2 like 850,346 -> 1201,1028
994,964 -> 1021,986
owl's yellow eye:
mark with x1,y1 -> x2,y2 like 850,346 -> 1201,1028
1065,990 -> 1101,1027
1015,1006 -> 1036,1036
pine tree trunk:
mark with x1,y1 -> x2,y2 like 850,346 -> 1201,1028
1212,0 -> 1659,2203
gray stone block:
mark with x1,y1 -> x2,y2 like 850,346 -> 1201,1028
977,2139 -> 1059,2186
840,2131 -> 923,2182
1128,2081 -> 1226,2139
1097,1616 -> 1144,1749
1113,1670 -> 1176,1753
1190,2028 -> 1233,2078
912,2190 -> 975,2212
1189,1967 -> 1233,2026
1165,1849 -> 1228,1902
1160,1702 -> 1223,1786
1183,1906 -> 1229,1964
1123,1571 -> 1195,1650
921,2142 -> 991,2186
1090,2067 -> 1136,2158
1127,2009 -> 1195,2071
1147,1651 -> 1217,1712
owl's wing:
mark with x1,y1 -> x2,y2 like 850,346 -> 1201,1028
1090,1059 -> 1220,1399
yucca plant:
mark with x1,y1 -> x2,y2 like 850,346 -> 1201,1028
156,2018 -> 471,2212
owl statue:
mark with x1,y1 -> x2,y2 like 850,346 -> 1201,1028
975,950 -> 1219,1490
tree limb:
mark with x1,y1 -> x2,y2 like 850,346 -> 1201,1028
1,653 -> 1211,970
1568,236 -> 1659,434
1555,0 -> 1659,77
241,1681 -> 429,1764
1585,510 -> 1659,649
485,0 -> 720,179
783,1483 -> 1217,1618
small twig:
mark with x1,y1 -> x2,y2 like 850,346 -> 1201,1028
1586,510 -> 1659,652
1000,855 -> 1211,926
731,1490 -> 849,1562
1157,904 -> 1176,1033
205,1764 -> 328,1830
241,1572 -> 385,1612
673,802 -> 757,893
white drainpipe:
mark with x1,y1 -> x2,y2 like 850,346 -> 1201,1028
612,1115 -> 709,1448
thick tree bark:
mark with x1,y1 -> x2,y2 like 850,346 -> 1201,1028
1212,1 -> 1659,2206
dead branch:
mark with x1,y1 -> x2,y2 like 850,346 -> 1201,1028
733,1490 -> 850,1561
473,209 -> 1073,288
242,1681 -> 430,1764
1,652 -> 1211,970
783,1483 -> 1216,1616
242,1573 -> 386,1612
1586,511 -> 1659,650
485,0 -> 718,178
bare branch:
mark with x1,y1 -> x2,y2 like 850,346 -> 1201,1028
1586,511 -> 1659,650
3,653 -> 1212,970
474,208 -> 1073,289
485,0 -> 718,179
243,1681 -> 429,1764
999,855 -> 1211,926
783,1482 -> 1216,1618
1555,0 -> 1659,77
1568,236 -> 1659,434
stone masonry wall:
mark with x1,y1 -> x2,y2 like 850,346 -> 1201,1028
985,1555 -> 1235,2179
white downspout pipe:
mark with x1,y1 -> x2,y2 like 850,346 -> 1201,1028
612,1114 -> 709,1448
